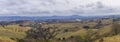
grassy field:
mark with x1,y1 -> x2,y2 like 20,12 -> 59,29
41,22 -> 117,42
0,25 -> 31,42
0,36 -> 16,42
95,35 -> 120,42
0,20 -> 118,42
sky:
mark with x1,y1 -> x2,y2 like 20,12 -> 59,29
0,0 -> 120,16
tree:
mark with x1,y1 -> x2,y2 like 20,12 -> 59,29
67,36 -> 83,42
112,23 -> 120,35
83,26 -> 90,30
23,23 -> 58,42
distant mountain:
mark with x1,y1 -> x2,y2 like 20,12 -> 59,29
0,15 -> 80,21
0,15 -> 120,22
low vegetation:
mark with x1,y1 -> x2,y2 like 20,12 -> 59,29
0,18 -> 120,42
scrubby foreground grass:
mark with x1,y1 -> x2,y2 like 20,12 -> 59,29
0,25 -> 31,42
95,35 -> 120,42
0,36 -> 16,42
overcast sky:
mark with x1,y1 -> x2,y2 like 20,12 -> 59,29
0,0 -> 120,16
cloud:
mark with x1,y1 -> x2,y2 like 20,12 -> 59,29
0,0 -> 119,16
